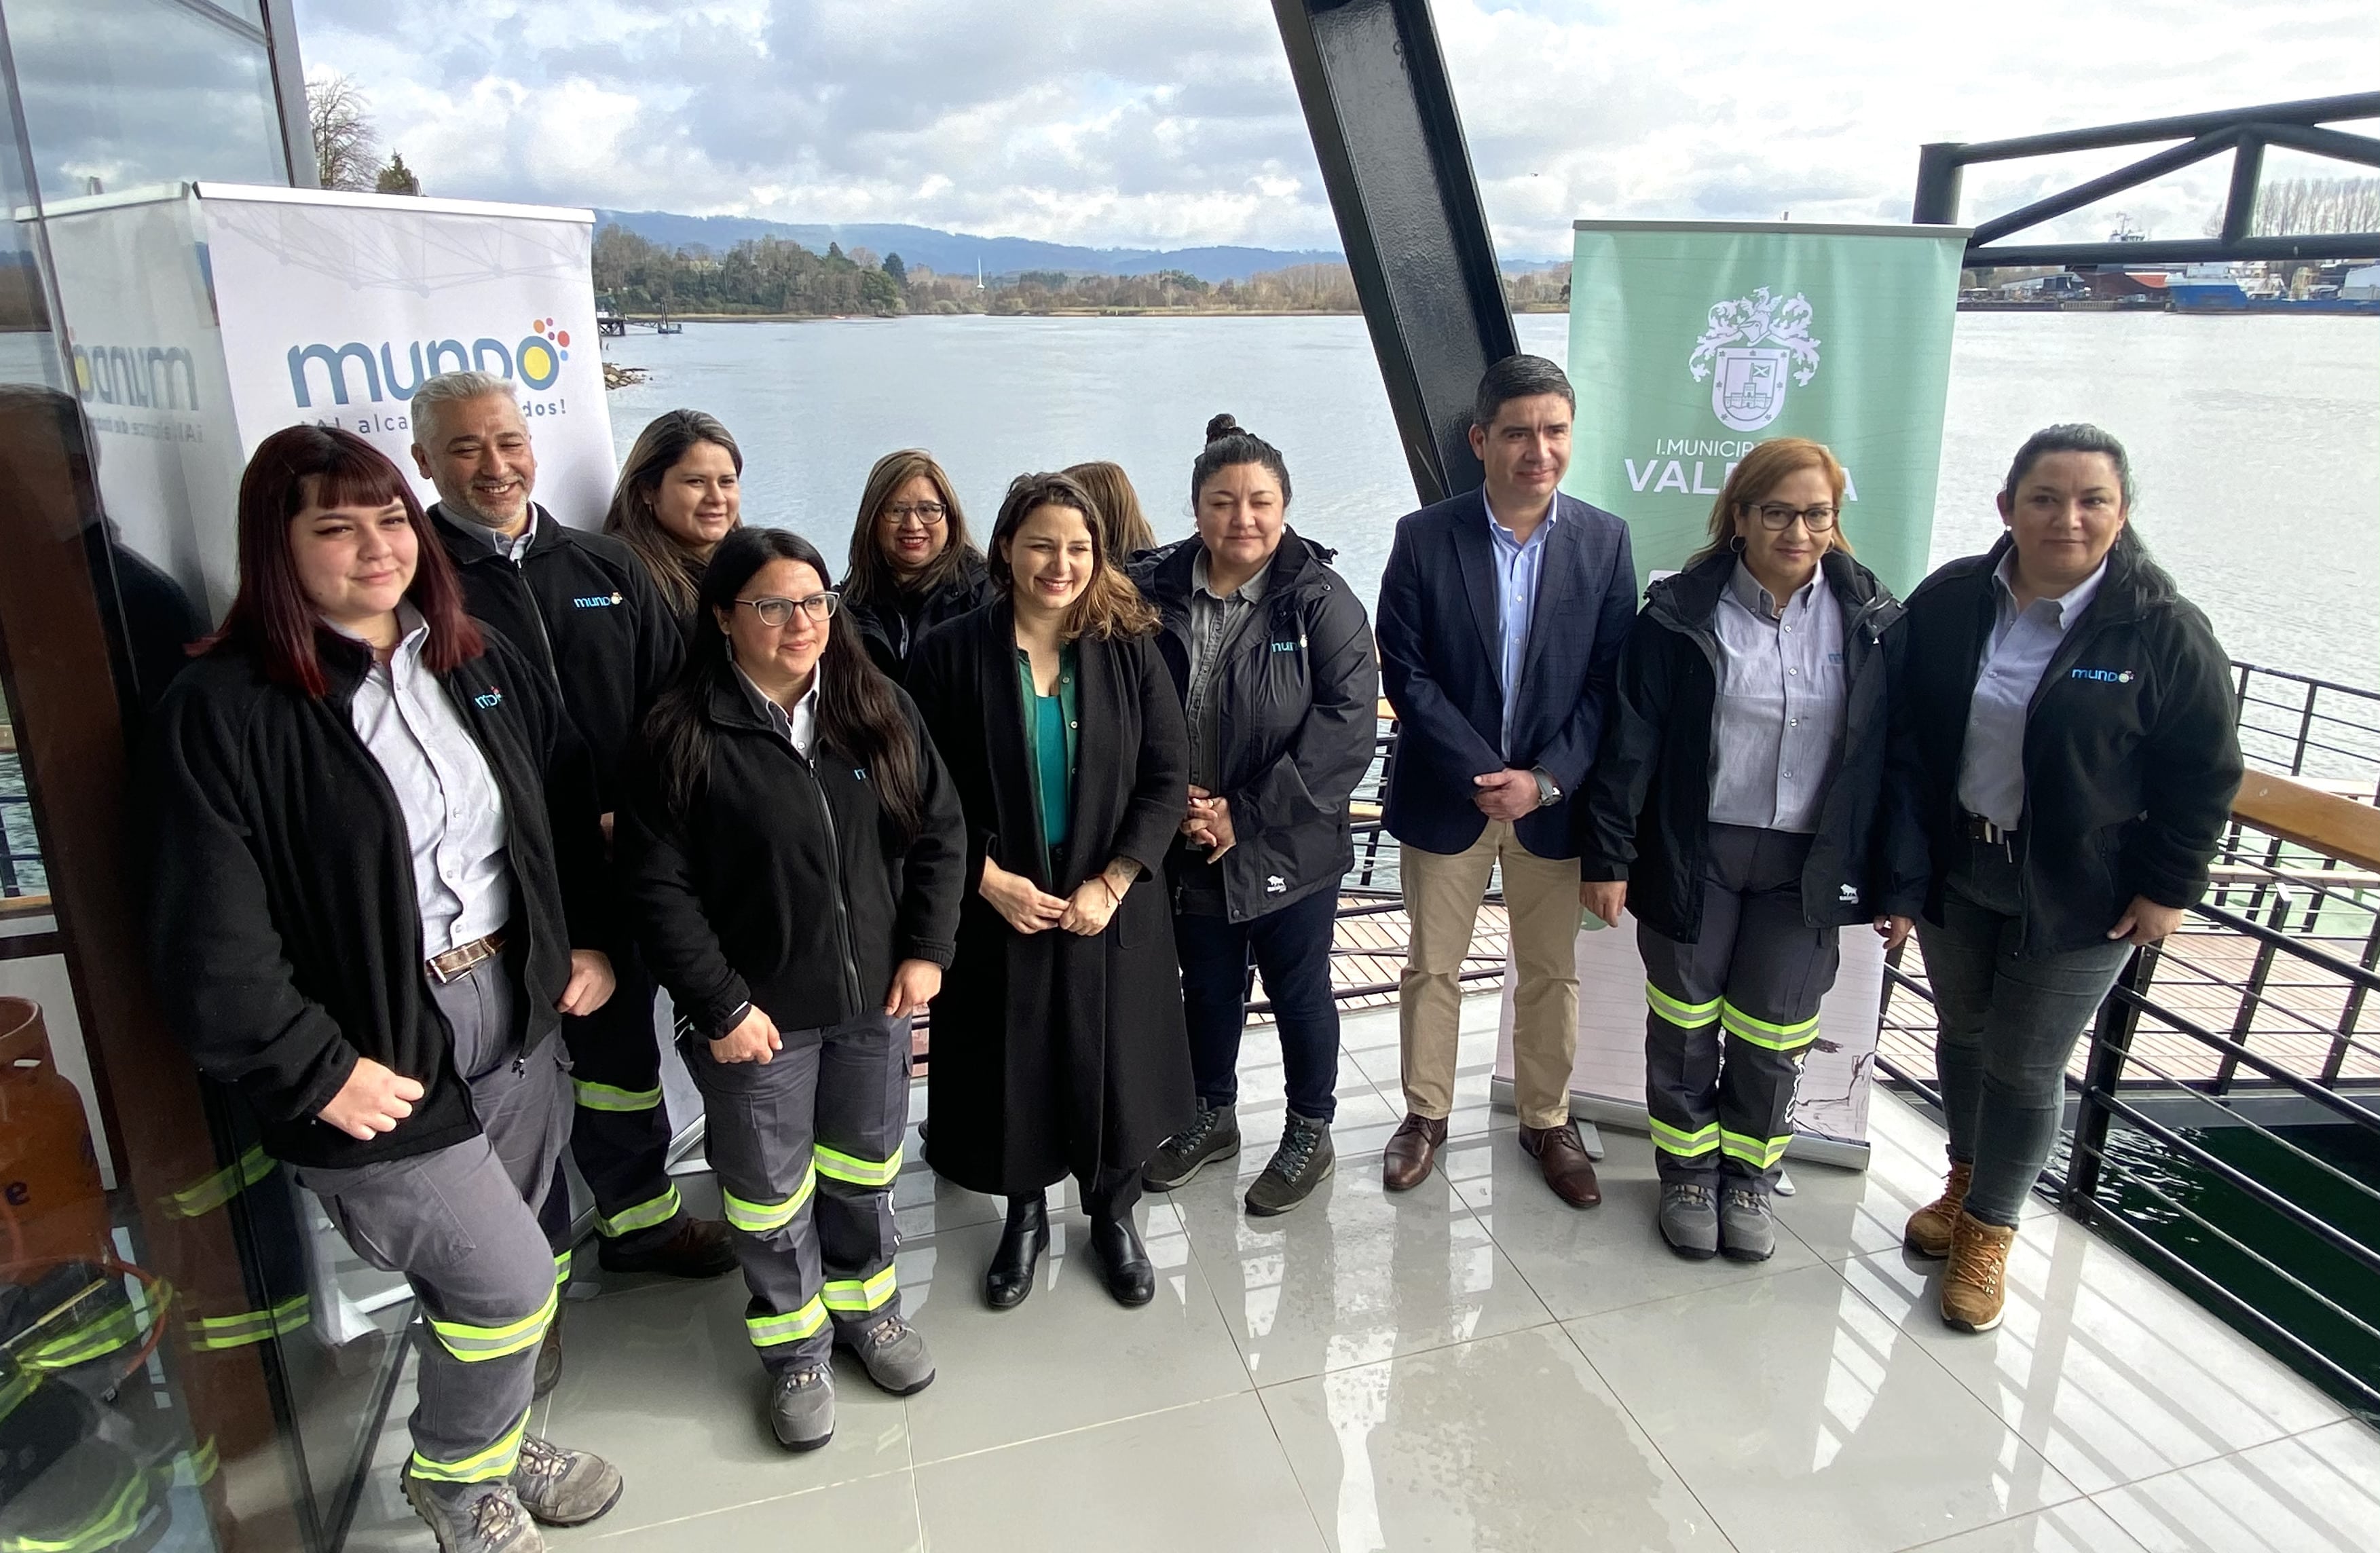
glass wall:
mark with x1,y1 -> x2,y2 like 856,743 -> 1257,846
0,6 -> 395,1553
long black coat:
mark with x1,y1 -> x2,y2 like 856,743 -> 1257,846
906,601 -> 1195,1194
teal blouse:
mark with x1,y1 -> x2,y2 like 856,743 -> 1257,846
1016,643 -> 1079,872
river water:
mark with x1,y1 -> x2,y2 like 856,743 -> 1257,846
602,311 -> 2379,688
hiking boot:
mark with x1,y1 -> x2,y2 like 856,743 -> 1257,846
510,1435 -> 622,1527
401,1474 -> 544,1553
768,1362 -> 836,1451
1657,1183 -> 1719,1259
1903,1154 -> 1975,1260
1144,1102 -> 1240,1191
1940,1211 -> 2018,1333
598,1216 -> 738,1279
532,1321 -> 562,1400
1718,1186 -> 1776,1262
844,1313 -> 935,1396
1244,1113 -> 1335,1217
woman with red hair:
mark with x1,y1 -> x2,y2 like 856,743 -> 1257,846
1579,437 -> 1925,1265
145,426 -> 626,1553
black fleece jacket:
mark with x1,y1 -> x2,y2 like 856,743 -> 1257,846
430,502 -> 684,808
1890,534 -> 2243,955
1579,548 -> 1925,940
1134,530 -> 1380,922
616,665 -> 968,1039
143,629 -> 610,1170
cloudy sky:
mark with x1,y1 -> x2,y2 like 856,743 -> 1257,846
295,0 -> 2380,257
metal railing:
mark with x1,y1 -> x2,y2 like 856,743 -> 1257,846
1875,658 -> 2380,1415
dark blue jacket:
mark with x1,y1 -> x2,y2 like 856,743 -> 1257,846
1375,488 -> 1636,860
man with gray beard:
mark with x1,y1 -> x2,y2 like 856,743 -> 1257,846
409,372 -> 734,1394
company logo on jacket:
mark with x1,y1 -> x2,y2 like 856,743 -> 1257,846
473,687 -> 504,709
573,593 -> 625,608
2071,668 -> 2136,684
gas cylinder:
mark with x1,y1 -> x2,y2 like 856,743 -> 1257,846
0,997 -> 110,1276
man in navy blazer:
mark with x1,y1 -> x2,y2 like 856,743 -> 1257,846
1375,354 -> 1637,1208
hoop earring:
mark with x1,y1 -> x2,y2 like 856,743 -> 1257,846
1729,535 -> 1746,554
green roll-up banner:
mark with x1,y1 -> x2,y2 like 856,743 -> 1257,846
1563,219 -> 1970,599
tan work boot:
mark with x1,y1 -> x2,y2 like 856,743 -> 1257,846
1903,1154 -> 1974,1259
1939,1210 -> 2018,1333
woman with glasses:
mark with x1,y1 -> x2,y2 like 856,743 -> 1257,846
603,409 -> 745,637
618,527 -> 966,1451
1886,425 -> 2238,1334
906,472 -> 1193,1311
1580,438 -> 1923,1263
840,449 -> 990,685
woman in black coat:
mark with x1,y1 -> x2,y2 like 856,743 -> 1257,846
840,448 -> 992,684
906,470 -> 1194,1311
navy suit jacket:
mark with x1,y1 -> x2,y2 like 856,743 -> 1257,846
1376,488 -> 1637,861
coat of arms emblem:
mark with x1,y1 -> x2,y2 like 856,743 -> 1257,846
1687,287 -> 1821,432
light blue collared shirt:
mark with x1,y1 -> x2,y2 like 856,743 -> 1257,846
1955,550 -> 2108,830
1487,497 -> 1555,760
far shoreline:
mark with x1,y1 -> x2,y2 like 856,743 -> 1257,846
606,303 -> 1574,324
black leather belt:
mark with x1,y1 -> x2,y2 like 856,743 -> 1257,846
1963,813 -> 2017,845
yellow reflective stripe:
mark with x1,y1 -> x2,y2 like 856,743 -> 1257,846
597,1182 -> 683,1238
821,1266 -> 897,1314
553,1249 -> 574,1286
815,1144 -> 902,1188
1647,1118 -> 1720,1157
1,1465 -> 145,1553
573,1079 -> 663,1113
1645,982 -> 1721,1029
426,1286 -> 556,1362
745,1297 -> 828,1348
190,1294 -> 310,1353
722,1165 -> 817,1234
1719,1001 -> 1819,1051
26,1304 -> 145,1368
1721,1129 -> 1793,1170
184,1436 -> 221,1486
164,1144 -> 274,1218
408,1408 -> 529,1484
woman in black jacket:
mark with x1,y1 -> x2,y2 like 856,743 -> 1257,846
145,426 -> 623,1552
1885,424 -> 2240,1334
618,528 -> 965,1453
603,409 -> 745,638
840,448 -> 991,684
906,471 -> 1194,1311
1580,438 -> 1922,1265
1132,415 -> 1378,1217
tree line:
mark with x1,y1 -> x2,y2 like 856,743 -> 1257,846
593,227 -> 1574,318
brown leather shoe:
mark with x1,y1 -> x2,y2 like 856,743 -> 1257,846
1381,1114 -> 1448,1192
597,1215 -> 739,1278
1519,1123 -> 1603,1208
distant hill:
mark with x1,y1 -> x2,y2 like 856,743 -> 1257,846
595,210 -> 1347,285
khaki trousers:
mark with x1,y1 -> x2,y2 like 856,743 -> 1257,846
1398,825 -> 1581,1129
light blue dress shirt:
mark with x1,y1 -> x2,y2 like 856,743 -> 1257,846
1955,550 -> 2109,830
1486,496 -> 1554,761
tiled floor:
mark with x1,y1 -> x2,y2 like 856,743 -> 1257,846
372,996 -> 2380,1552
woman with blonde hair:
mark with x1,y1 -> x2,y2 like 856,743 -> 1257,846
1064,460 -> 1159,559
840,448 -> 990,684
906,471 -> 1193,1311
603,409 -> 744,634
1579,436 -> 1923,1262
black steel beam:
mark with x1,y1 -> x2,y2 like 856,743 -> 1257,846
2220,139 -> 2265,246
1274,0 -> 1517,506
2255,121 -> 2380,172
1949,91 -> 2380,164
1966,130 -> 2237,249
1967,233 -> 2380,267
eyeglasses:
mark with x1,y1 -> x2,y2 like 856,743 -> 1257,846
1749,502 -> 1838,533
734,592 -> 840,627
882,502 -> 948,529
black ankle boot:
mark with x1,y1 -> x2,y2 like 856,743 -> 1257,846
984,1195 -> 1049,1310
1090,1214 -> 1154,1307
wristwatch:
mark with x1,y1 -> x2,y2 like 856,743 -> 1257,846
1531,768 -> 1562,809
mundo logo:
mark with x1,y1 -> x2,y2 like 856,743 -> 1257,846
1687,288 -> 1821,432
289,316 -> 576,409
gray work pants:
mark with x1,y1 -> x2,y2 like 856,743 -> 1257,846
1918,838 -> 2134,1227
683,1010 -> 910,1373
298,956 -> 572,1486
1638,825 -> 1841,1192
